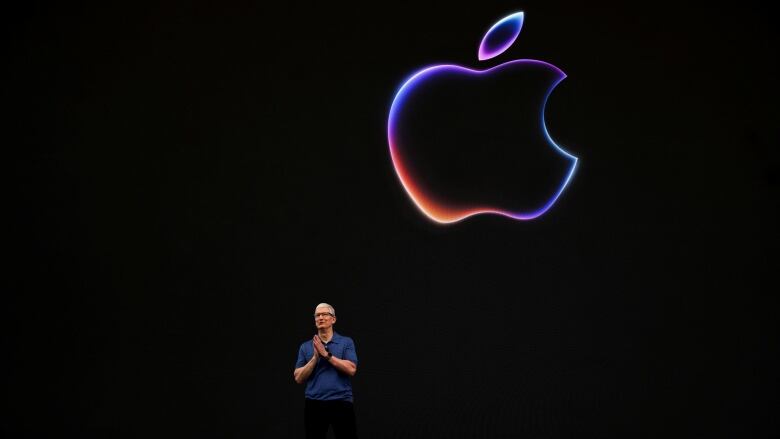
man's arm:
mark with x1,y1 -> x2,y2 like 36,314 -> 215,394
325,356 -> 357,377
293,348 -> 318,384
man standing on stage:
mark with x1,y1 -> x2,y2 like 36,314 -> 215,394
294,303 -> 358,439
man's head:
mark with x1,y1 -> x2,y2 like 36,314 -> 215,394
314,303 -> 337,331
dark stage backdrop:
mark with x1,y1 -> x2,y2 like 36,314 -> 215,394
6,1 -> 778,437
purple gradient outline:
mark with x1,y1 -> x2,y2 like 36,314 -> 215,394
388,60 -> 578,223
478,11 -> 524,61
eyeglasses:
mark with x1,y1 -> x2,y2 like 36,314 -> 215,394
314,312 -> 334,318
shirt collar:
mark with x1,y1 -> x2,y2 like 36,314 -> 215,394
325,332 -> 342,344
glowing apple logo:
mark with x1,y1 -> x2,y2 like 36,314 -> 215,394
388,11 -> 578,224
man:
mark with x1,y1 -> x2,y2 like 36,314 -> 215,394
294,303 -> 358,439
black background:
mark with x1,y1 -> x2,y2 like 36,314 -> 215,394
6,1 -> 779,437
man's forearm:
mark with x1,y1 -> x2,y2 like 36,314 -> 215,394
326,356 -> 357,377
293,355 -> 317,384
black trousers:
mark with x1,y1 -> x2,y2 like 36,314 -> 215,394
304,398 -> 357,439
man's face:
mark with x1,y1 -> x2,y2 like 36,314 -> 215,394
314,307 -> 336,330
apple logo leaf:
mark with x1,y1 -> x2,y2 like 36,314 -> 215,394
478,11 -> 524,61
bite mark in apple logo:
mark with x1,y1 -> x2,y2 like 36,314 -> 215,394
388,11 -> 578,224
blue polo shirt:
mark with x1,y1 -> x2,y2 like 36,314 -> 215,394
296,332 -> 358,402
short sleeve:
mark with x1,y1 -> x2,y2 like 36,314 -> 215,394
295,344 -> 307,368
343,338 -> 358,365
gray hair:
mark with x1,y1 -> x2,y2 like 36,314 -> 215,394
314,303 -> 336,316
